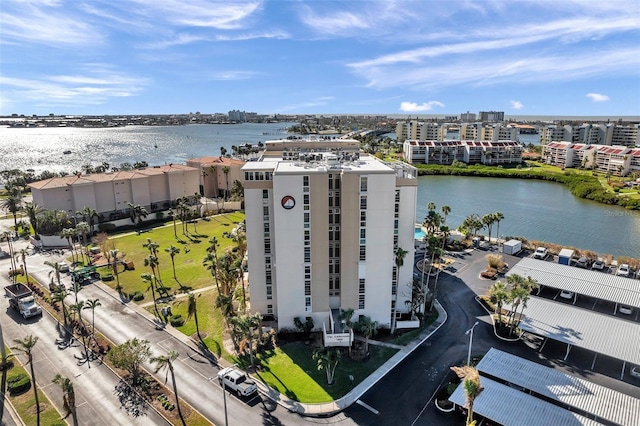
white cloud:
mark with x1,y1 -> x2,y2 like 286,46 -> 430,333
210,71 -> 261,81
510,100 -> 524,110
400,101 -> 445,112
586,93 -> 610,102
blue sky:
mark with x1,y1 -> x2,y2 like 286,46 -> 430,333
1,0 -> 639,117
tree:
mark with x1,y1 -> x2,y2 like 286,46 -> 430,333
203,237 -> 221,295
222,166 -> 231,200
1,187 -> 23,230
15,248 -> 30,284
83,298 -> 102,342
23,202 -> 44,236
481,213 -> 495,243
107,338 -> 152,386
185,293 -> 203,343
77,207 -> 99,234
127,202 -> 149,228
164,245 -> 181,281
494,212 -> 504,244
75,221 -> 90,265
168,209 -> 178,238
12,335 -> 40,426
151,350 -> 186,426
231,226 -> 248,312
141,273 -> 162,321
356,316 -> 378,354
52,289 -> 69,327
441,205 -> 451,225
450,365 -> 484,426
52,374 -> 78,426
488,281 -> 509,327
313,348 -> 341,386
391,246 -> 408,334
229,313 -> 262,366
109,248 -> 122,292
45,260 -> 64,291
61,227 -> 78,264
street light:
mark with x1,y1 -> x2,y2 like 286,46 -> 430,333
465,321 -> 480,366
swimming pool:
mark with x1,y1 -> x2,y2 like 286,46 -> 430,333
414,227 -> 426,240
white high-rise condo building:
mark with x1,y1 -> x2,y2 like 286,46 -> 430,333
243,138 -> 418,341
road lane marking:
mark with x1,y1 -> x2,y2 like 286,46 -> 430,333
356,399 -> 379,415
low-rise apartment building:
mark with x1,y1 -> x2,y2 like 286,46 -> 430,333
542,142 -> 640,176
186,156 -> 245,198
403,140 -> 523,165
29,164 -> 200,224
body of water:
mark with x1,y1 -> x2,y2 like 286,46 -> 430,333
0,122 -> 297,175
1,124 -> 634,257
417,175 -> 640,258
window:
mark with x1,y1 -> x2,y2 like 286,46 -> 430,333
263,206 -> 269,217
303,175 -> 309,186
360,211 -> 366,227
303,194 -> 309,204
359,245 -> 366,261
360,196 -> 367,210
304,247 -> 311,262
264,240 -> 271,254
267,304 -> 273,314
360,176 -> 368,192
358,278 -> 365,309
262,189 -> 268,199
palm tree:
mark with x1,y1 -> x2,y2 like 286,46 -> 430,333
23,202 -> 44,236
203,238 -> 221,295
185,293 -> 203,343
229,313 -> 262,366
52,374 -> 78,426
488,281 -> 509,327
312,348 -> 341,386
109,248 -> 122,292
169,209 -> 178,238
481,213 -> 494,243
222,166 -> 231,200
83,298 -> 101,342
441,205 -> 451,225
450,365 -> 484,426
232,227 -> 248,312
60,228 -> 78,264
391,246 -> 408,334
150,350 -> 186,426
45,260 -> 64,290
494,212 -> 504,245
51,289 -> 69,327
357,316 -> 378,354
127,202 -> 149,228
141,273 -> 162,321
12,335 -> 40,426
164,245 -> 181,281
75,221 -> 90,265
78,207 -> 98,234
1,187 -> 23,230
15,248 -> 30,284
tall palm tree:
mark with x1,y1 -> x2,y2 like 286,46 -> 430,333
15,248 -> 30,284
357,316 -> 378,354
141,273 -> 161,321
186,293 -> 203,343
229,313 -> 262,366
12,335 -> 40,426
1,187 -> 23,230
222,166 -> 230,200
60,228 -> 78,264
79,207 -> 98,234
232,227 -> 248,313
481,213 -> 495,244
488,281 -> 509,327
52,374 -> 78,426
391,246 -> 408,334
109,248 -> 122,292
203,237 -> 221,294
164,245 -> 181,280
45,260 -> 64,290
52,289 -> 69,327
83,298 -> 101,341
450,365 -> 484,426
127,202 -> 149,228
441,205 -> 451,225
75,221 -> 90,265
151,350 -> 186,426
494,212 -> 504,245
23,202 -> 44,236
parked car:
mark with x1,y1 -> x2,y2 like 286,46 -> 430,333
217,367 -> 257,397
631,365 -> 640,379
575,257 -> 589,268
591,259 -> 605,271
617,264 -> 630,277
58,261 -> 70,272
619,305 -> 634,315
533,247 -> 548,259
559,290 -> 574,299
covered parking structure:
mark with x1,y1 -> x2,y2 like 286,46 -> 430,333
506,258 -> 640,314
508,296 -> 640,379
449,376 -> 602,426
475,348 -> 640,425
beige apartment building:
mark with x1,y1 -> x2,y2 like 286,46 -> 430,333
243,138 -> 418,339
186,156 -> 245,198
542,142 -> 640,176
29,164 -> 200,223
402,140 -> 523,165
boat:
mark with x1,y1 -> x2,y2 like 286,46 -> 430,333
63,150 -> 71,154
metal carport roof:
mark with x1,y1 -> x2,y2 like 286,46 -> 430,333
509,296 -> 640,366
506,258 -> 640,309
477,348 -> 640,426
449,376 -> 602,426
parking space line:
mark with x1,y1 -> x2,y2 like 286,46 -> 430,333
356,399 -> 379,415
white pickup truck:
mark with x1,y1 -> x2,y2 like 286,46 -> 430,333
217,367 -> 257,397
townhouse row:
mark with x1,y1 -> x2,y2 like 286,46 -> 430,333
542,142 -> 640,176
402,140 -> 524,165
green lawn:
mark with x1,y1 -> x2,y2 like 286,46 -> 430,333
255,342 -> 397,403
5,346 -> 64,425
101,212 -> 245,298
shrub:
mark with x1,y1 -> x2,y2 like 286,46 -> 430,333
170,315 -> 185,327
130,291 -> 144,301
8,372 -> 31,395
98,223 -> 117,232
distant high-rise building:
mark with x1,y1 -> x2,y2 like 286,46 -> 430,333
228,109 -> 246,122
460,111 -> 476,122
478,111 -> 504,122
